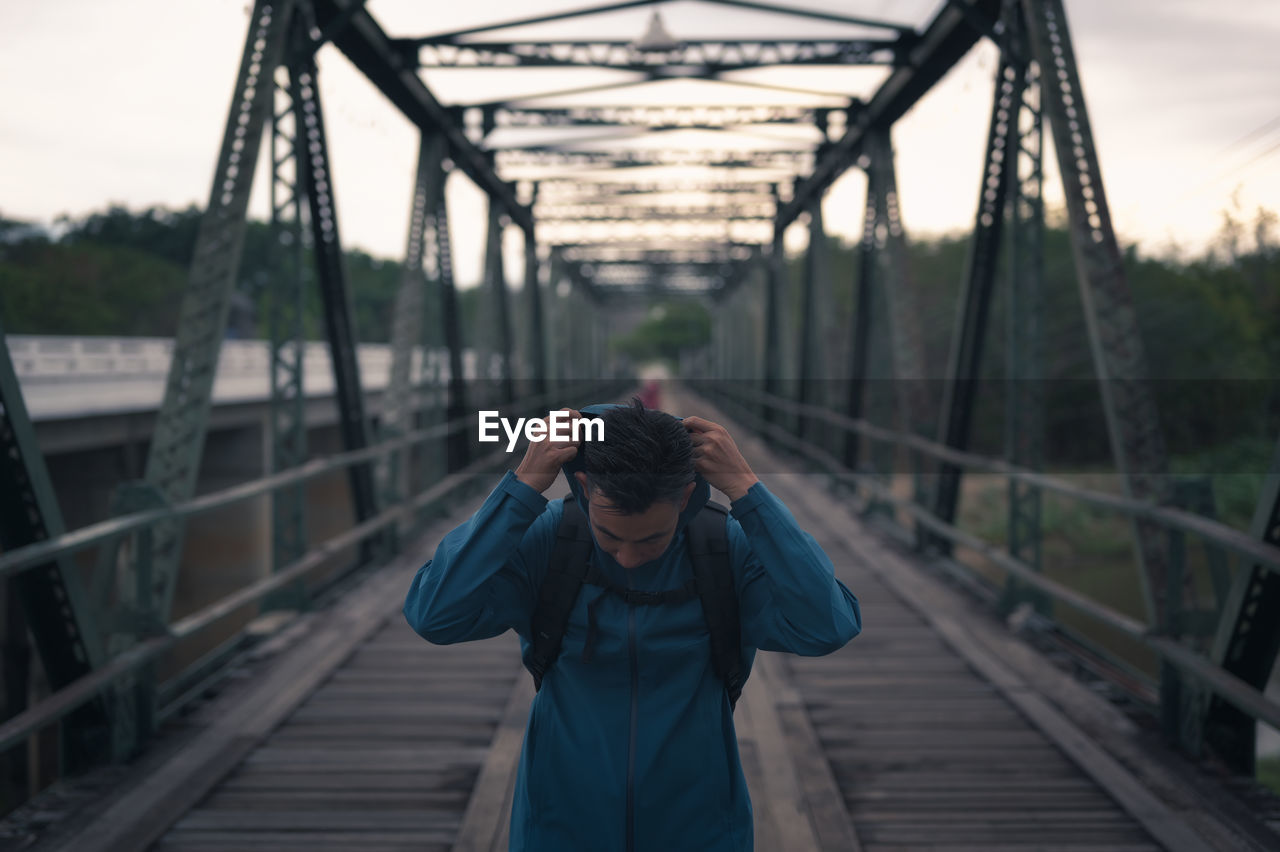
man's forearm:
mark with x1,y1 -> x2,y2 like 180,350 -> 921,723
403,471 -> 547,643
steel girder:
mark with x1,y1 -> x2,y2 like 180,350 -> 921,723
485,105 -> 829,129
931,43 -> 1021,545
380,132 -> 446,527
498,149 -> 811,171
483,199 -> 517,406
843,179 -> 876,471
1003,1 -> 1047,609
0,310 -> 107,765
535,204 -> 776,221
266,29 -> 311,602
864,130 -> 930,439
523,230 -> 548,396
777,0 -> 1003,232
540,181 -> 779,197
432,193 -> 469,470
560,245 -> 754,264
403,38 -> 900,72
310,0 -> 533,235
1022,0 -> 1172,623
290,38 -> 381,555
1200,437 -> 1280,772
796,201 -> 829,441
138,0 -> 294,623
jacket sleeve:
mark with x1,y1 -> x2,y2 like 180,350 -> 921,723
728,481 -> 861,655
403,471 -> 556,645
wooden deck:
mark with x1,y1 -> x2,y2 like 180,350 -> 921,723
36,393 -> 1278,852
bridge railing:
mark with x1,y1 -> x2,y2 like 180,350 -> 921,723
694,380 -> 1280,746
0,380 -> 624,762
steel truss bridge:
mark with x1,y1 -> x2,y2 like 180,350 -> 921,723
1,1 -> 1279,849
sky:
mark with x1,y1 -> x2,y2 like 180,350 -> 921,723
2,0 -> 1278,289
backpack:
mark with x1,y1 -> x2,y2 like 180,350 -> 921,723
524,496 -> 746,709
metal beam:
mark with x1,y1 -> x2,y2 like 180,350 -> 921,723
1203,433 -> 1280,772
931,45 -> 1019,541
380,131 -> 445,526
140,0 -> 294,621
776,0 -> 1002,232
498,149 -> 812,170
484,199 -> 516,405
1023,0 -> 1172,624
292,42 -> 381,547
310,0 -> 533,234
407,38 -> 899,70
489,105 -> 825,128
266,29 -> 310,603
0,309 -> 107,766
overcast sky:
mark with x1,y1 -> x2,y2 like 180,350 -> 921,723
2,0 -> 1278,288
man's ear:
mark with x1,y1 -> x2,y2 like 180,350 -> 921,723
574,471 -> 588,490
678,481 -> 695,512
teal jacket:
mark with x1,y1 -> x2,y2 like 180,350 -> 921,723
403,405 -> 861,851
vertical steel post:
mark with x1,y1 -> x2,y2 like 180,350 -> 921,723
435,191 -> 469,470
1022,0 -> 1172,622
291,39 -> 380,556
866,130 -> 930,439
931,49 -> 1021,548
265,27 -> 310,607
1002,0 -> 1048,612
138,0 -> 294,622
380,132 -> 446,538
844,168 -> 877,473
524,188 -> 548,398
1202,433 -> 1280,772
763,223 -> 786,425
797,202 -> 826,440
0,310 -> 107,768
484,199 -> 516,405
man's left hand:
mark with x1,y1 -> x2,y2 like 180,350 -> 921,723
683,416 -> 759,502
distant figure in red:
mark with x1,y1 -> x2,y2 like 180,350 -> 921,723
637,378 -> 661,411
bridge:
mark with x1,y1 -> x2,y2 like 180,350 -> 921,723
1,1 -> 1279,849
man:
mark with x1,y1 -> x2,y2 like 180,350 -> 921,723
404,401 -> 860,851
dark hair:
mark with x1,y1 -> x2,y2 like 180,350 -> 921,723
581,398 -> 694,514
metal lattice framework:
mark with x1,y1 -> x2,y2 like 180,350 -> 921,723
4,0 -> 1279,795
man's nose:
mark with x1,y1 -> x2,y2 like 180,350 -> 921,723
614,547 -> 644,569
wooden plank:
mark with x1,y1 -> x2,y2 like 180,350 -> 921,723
451,674 -> 533,852
52,563 -> 414,852
757,651 -> 862,852
771,475 -> 1218,852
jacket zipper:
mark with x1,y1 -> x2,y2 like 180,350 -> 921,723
626,602 -> 638,852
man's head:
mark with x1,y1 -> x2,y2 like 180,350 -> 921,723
572,399 -> 696,569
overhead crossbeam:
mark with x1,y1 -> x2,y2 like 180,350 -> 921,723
401,38 -> 901,71
535,203 -> 776,220
536,182 -> 781,198
777,0 -> 1003,232
497,149 -> 811,170
483,105 -> 834,128
310,0 -> 533,234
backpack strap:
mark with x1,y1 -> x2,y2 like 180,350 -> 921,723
687,502 -> 746,711
526,498 -> 745,711
525,496 -> 592,691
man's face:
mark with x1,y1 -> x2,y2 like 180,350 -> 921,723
575,473 -> 694,570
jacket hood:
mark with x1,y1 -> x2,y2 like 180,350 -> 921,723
562,402 -> 710,569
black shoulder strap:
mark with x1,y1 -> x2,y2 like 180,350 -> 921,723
525,496 -> 592,691
687,502 -> 745,711
527,498 -> 745,711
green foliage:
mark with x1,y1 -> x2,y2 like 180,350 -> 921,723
1,205 -> 412,343
612,300 -> 711,365
0,237 -> 186,336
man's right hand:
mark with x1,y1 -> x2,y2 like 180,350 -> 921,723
514,409 -> 583,494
